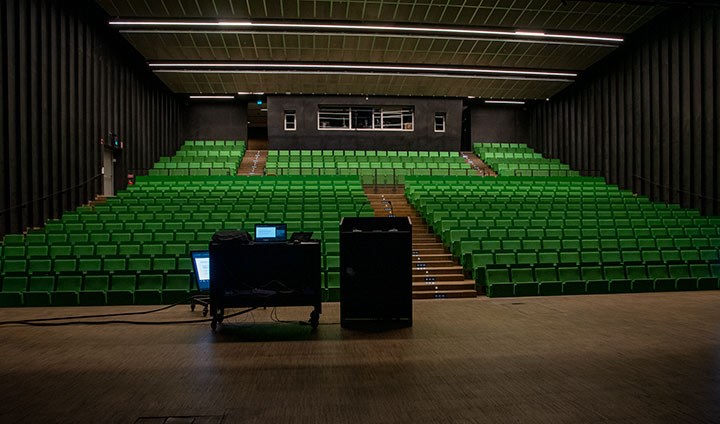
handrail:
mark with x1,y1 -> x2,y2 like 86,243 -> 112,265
0,173 -> 103,216
633,174 -> 719,203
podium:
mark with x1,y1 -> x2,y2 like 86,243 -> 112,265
209,241 -> 322,331
339,217 -> 413,329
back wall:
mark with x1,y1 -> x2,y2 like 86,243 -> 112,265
0,0 -> 181,236
267,96 -> 462,151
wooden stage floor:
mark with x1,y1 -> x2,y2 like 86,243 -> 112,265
0,292 -> 719,423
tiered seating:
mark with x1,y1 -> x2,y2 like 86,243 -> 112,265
474,142 -> 578,177
265,150 -> 474,184
149,140 -> 246,176
406,176 -> 720,297
0,175 -> 371,306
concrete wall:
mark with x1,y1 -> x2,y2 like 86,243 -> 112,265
267,96 -> 462,151
181,101 -> 248,142
469,104 -> 532,146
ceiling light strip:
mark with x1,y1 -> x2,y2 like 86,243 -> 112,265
150,63 -> 577,78
189,95 -> 235,99
154,69 -> 574,83
118,29 -> 618,48
485,100 -> 527,105
109,20 -> 623,43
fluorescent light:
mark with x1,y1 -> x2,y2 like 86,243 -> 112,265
467,96 -> 476,99
189,95 -> 235,99
109,20 -> 624,43
151,63 -> 577,78
237,91 -> 265,95
156,69 -> 574,83
485,100 -> 526,105
110,21 -> 252,26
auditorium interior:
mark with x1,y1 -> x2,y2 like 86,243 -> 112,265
1,0 -> 719,423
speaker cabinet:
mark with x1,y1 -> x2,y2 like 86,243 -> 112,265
339,217 -> 412,328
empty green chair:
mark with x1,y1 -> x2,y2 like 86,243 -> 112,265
80,275 -> 109,306
108,273 -> 136,305
0,276 -> 27,306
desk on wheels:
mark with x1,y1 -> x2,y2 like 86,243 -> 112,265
209,241 -> 322,331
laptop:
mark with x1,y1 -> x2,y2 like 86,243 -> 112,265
190,250 -> 211,292
254,223 -> 287,243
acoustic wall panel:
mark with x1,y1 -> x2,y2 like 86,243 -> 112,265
0,0 -> 181,236
531,8 -> 720,215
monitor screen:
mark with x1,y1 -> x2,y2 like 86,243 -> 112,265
191,251 -> 210,291
254,223 -> 287,243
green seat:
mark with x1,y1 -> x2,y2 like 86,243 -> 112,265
164,273 -> 191,304
78,258 -> 102,272
108,273 -> 136,305
52,274 -> 83,306
0,276 -> 27,306
135,274 -> 164,305
25,275 -> 55,306
81,274 -> 109,305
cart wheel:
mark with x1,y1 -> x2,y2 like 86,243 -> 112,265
202,305 -> 209,317
190,301 -> 196,312
211,318 -> 217,332
310,310 -> 320,329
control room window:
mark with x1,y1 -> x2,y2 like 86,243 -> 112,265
434,112 -> 446,132
284,110 -> 296,131
318,106 -> 414,131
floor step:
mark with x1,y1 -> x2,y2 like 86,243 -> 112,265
413,290 -> 478,299
413,248 -> 447,255
413,280 -> 476,291
364,185 -> 477,300
412,260 -> 458,267
412,273 -> 467,282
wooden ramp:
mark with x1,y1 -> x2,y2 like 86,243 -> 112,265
461,151 -> 497,176
237,150 -> 267,175
364,186 -> 476,299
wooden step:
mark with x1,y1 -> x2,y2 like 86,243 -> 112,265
412,272 -> 466,282
413,247 -> 447,255
413,280 -> 475,291
412,253 -> 455,261
412,259 -> 458,267
413,289 -> 477,299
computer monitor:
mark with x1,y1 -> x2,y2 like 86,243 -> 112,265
254,223 -> 287,243
190,250 -> 210,292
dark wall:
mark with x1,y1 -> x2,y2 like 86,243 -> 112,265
181,101 -> 248,142
530,8 -> 720,215
267,96 -> 462,151
470,104 -> 532,146
0,0 -> 181,236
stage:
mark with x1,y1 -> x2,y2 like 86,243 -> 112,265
1,293 -> 719,423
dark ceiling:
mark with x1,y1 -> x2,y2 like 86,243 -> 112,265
95,0 -> 664,99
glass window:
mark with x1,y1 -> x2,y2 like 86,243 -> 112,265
284,110 -> 296,131
318,106 -> 414,131
434,112 -> 446,132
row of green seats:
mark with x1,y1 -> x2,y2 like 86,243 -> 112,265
484,262 -> 720,297
268,161 -> 468,168
185,140 -> 244,146
0,175 -> 370,306
405,176 -> 720,298
0,272 -> 193,307
473,142 -> 575,177
270,150 -> 458,157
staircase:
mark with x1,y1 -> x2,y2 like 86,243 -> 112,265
237,150 -> 267,175
462,151 -> 497,176
364,186 -> 476,299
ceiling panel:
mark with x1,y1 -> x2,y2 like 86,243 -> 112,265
94,0 -> 666,98
158,72 -> 571,99
97,0 -> 661,34
124,32 -> 612,70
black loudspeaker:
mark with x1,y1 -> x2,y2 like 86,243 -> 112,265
340,217 -> 412,328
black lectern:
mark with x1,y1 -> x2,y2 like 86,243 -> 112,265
339,217 -> 413,329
